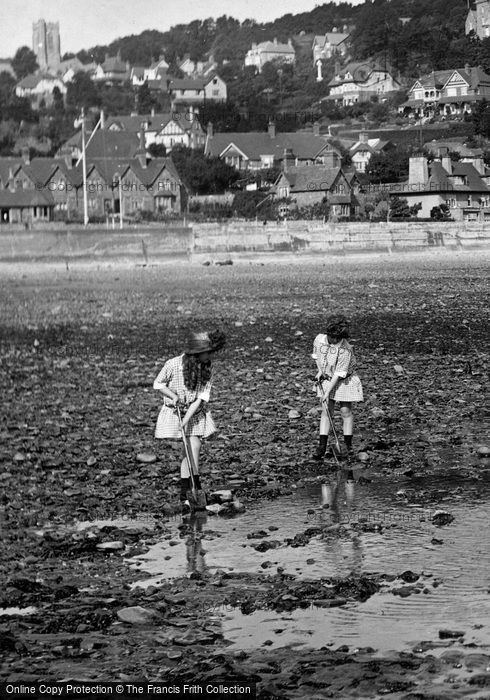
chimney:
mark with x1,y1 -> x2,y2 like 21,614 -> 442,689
100,109 -> 105,129
313,121 -> 320,136
207,121 -> 213,138
359,130 -> 368,143
139,125 -> 146,151
151,106 -> 155,117
21,146 -> 30,165
252,42 -> 257,49
8,167 -> 15,191
268,120 -> 276,138
465,62 -> 470,73
334,60 -> 341,77
274,38 -> 278,45
409,156 -> 429,185
324,148 -> 339,168
283,147 -> 294,171
441,155 -> 452,174
288,38 -> 293,47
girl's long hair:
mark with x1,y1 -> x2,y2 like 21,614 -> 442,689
183,354 -> 212,390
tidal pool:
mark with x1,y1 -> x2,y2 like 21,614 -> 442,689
129,468 -> 490,653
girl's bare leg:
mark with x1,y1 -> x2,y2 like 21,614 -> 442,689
339,401 -> 354,451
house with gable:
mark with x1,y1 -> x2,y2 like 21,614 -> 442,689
93,53 -> 130,84
15,73 -> 66,109
178,54 -> 217,77
272,152 -> 359,218
244,39 -> 296,73
326,61 -> 400,106
466,0 -> 490,38
389,155 -> 490,221
312,31 -> 349,64
401,65 -> 490,119
349,132 -> 394,173
104,110 -> 205,151
169,74 -> 227,106
205,121 -> 333,171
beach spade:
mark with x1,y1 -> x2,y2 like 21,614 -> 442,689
176,406 -> 207,510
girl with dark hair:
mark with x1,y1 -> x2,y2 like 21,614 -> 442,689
153,330 -> 226,513
311,314 -> 363,461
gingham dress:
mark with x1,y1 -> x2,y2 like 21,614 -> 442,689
312,334 -> 364,403
154,355 -> 216,439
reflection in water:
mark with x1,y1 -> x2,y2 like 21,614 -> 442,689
183,512 -> 208,575
321,470 -> 362,576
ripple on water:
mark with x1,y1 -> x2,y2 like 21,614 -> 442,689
128,470 -> 490,652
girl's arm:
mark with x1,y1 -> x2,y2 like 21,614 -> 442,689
324,347 -> 351,397
181,399 -> 203,428
153,363 -> 180,405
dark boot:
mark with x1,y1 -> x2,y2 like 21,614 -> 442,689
312,435 -> 329,460
193,474 -> 202,490
344,435 -> 353,454
180,478 -> 190,501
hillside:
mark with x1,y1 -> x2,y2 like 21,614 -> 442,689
71,0 -> 483,80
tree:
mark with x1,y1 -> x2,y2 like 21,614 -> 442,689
66,71 -> 100,111
12,46 -> 39,79
148,143 -> 167,158
136,82 -> 155,114
430,203 -> 451,220
366,145 -> 413,183
170,146 -> 240,194
472,99 -> 490,139
389,196 -> 421,219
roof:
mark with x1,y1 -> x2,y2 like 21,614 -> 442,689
350,138 -> 392,155
0,189 -> 54,206
0,157 -> 23,185
61,131 -> 141,159
131,66 -> 145,77
169,78 -> 205,91
102,56 -> 127,73
405,159 -> 489,193
105,113 -> 203,134
277,165 -> 342,192
423,140 -> 483,157
315,32 -> 349,48
17,72 -> 59,88
410,66 -> 490,93
248,40 -> 295,54
206,131 -> 330,162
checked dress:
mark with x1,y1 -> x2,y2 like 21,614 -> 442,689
312,334 -> 364,403
154,355 -> 216,439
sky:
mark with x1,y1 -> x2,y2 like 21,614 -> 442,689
3,0 -> 364,59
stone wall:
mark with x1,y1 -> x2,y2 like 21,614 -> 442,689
0,221 -> 488,262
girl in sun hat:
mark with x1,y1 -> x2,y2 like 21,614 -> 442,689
154,329 -> 226,513
311,314 -> 363,461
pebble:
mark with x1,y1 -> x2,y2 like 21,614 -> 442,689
136,453 -> 157,464
117,606 -> 158,624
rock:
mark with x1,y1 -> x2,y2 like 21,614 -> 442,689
209,490 -> 233,503
394,364 -> 404,373
264,337 -> 273,343
431,510 -> 454,526
312,598 -> 347,608
439,629 -> 465,639
476,445 -> 490,457
117,606 -> 158,625
96,541 -> 124,552
400,570 -> 419,583
357,452 -> 370,462
136,453 -> 157,464
431,538 -> 444,545
206,503 -> 227,515
371,407 -> 385,418
288,409 -> 301,419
